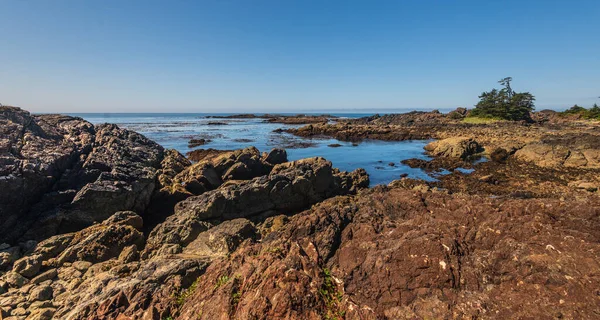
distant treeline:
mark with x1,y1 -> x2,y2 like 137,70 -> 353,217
560,104 -> 600,120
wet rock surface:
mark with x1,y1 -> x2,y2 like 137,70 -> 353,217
207,113 -> 336,124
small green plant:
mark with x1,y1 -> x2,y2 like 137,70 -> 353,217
319,268 -> 345,320
175,278 -> 199,306
214,275 -> 230,289
231,290 -> 242,306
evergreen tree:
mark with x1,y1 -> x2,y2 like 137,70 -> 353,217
471,77 -> 535,121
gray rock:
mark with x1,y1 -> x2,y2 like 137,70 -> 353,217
0,107 -> 170,244
146,157 -> 368,255
12,255 -> 43,278
3,272 -> 29,288
28,285 -> 53,302
183,219 -> 258,257
30,269 -> 57,285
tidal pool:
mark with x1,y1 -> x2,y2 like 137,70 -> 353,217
73,113 -> 435,185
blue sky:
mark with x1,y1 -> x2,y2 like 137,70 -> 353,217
1,0 -> 598,113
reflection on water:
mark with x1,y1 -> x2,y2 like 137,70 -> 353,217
71,113 -> 435,185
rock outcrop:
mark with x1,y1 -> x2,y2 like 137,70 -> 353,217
176,186 -> 600,319
145,157 -> 368,256
145,147 -> 289,230
0,123 -> 368,319
515,134 -> 600,169
0,106 -> 179,244
0,211 -> 145,319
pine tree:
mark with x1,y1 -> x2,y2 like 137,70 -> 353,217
471,77 -> 535,121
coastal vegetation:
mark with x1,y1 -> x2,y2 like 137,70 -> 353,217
470,77 -> 535,121
560,103 -> 600,119
461,116 -> 503,124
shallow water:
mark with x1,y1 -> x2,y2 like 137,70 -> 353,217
71,113 -> 435,185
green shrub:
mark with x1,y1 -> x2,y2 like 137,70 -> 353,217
561,104 -> 600,119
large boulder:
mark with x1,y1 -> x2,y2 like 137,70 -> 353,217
425,137 -> 482,159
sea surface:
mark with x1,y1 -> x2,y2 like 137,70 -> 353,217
71,113 -> 435,185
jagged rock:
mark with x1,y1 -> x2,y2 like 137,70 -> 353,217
0,211 -> 145,280
156,149 -> 191,188
102,211 -> 143,230
0,108 -> 93,243
146,158 -> 368,256
55,221 -> 144,265
31,234 -> 74,262
177,186 -> 600,320
425,137 -> 482,159
183,219 -> 258,257
0,247 -> 20,271
145,147 -> 290,234
0,106 -> 171,244
54,256 -> 210,319
118,245 -> 139,263
64,123 -> 163,230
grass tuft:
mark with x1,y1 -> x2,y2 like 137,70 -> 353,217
214,275 -> 230,289
462,116 -> 503,124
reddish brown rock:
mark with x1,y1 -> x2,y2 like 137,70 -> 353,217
177,186 -> 600,319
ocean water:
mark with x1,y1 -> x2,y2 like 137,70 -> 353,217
71,113 -> 435,185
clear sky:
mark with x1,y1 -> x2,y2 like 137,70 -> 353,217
1,0 -> 599,113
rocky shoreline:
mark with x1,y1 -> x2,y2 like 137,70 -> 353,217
1,106 -> 599,319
